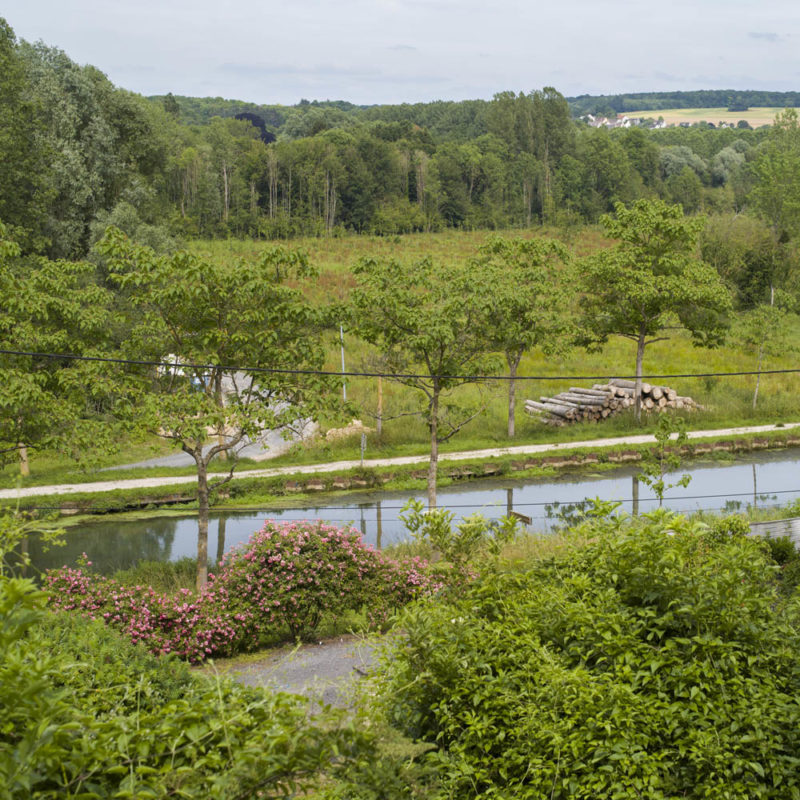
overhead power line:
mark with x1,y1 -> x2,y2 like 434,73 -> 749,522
1,348 -> 799,383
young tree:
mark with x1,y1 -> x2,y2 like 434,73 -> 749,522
350,256 -> 498,508
638,413 -> 691,507
578,200 -> 731,422
472,236 -> 571,437
98,228 -> 332,589
734,300 -> 794,410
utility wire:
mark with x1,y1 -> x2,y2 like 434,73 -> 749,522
1,347 -> 800,383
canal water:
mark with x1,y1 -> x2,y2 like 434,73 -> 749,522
23,448 -> 800,575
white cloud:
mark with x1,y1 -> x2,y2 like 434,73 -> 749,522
4,0 -> 800,103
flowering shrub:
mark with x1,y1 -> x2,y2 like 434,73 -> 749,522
46,565 -> 252,662
46,520 -> 440,662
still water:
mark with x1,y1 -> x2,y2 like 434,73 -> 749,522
25,448 -> 800,575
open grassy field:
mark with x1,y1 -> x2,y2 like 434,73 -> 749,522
190,229 -> 800,459
4,227 -> 799,488
625,106 -> 784,127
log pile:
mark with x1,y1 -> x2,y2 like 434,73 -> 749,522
524,378 -> 698,426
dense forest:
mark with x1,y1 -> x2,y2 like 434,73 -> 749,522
0,16 -> 793,258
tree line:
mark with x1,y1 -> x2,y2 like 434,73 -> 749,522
0,17 -> 788,259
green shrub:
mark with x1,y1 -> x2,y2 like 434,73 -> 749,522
765,535 -> 799,566
1,576 -> 371,798
706,511 -> 750,544
382,511 -> 800,799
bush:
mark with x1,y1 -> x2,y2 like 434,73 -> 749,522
46,520 -> 439,661
382,511 -> 800,799
1,576 -> 371,798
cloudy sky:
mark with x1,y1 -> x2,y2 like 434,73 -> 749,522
5,0 -> 800,105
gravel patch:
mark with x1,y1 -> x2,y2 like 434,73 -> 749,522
224,635 -> 378,707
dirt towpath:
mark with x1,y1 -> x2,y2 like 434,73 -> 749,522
2,422 -> 798,501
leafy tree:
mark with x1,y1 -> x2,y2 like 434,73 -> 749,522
98,228 -> 332,589
664,166 -> 703,213
0,222 -> 117,476
749,108 -> 800,243
350,256 -> 498,508
734,301 -> 794,409
638,413 -> 691,506
578,200 -> 731,422
473,236 -> 571,437
0,18 -> 50,253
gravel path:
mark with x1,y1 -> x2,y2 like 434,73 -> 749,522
2,422 -> 797,500
220,635 -> 378,707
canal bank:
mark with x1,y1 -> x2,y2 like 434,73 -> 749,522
3,422 -> 800,519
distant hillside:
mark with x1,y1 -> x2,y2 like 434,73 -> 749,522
151,91 -> 800,133
568,90 -> 800,116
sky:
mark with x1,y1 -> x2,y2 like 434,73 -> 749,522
5,0 -> 800,106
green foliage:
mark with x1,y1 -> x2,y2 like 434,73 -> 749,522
382,511 -> 800,798
749,108 -> 800,241
0,511 -> 372,799
638,413 -> 691,506
472,235 -> 571,435
706,512 -> 750,544
350,254 -> 500,504
112,556 -> 197,593
0,222 -> 121,472
399,499 -> 520,575
578,199 -> 732,419
1,587 -> 369,797
98,227 -> 337,586
765,535 -> 797,566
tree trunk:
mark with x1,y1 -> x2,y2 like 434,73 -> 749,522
196,462 -> 209,590
508,353 -> 521,438
222,164 -> 230,222
18,443 -> 29,477
427,387 -> 439,509
632,474 -> 639,516
634,328 -> 646,424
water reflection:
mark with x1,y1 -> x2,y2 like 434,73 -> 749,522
24,448 -> 800,576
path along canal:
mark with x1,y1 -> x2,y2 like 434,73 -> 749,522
23,448 -> 800,576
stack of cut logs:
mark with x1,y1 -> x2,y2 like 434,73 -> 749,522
524,378 -> 698,426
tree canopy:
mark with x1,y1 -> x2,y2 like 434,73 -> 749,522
578,200 -> 732,420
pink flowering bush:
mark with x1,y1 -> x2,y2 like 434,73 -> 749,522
46,520 -> 441,662
45,566 -> 255,662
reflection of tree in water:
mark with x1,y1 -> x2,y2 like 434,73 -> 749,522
28,517 -> 179,576
544,499 -> 592,530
